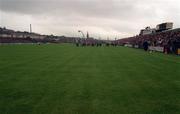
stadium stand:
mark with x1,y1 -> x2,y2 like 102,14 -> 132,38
117,28 -> 180,54
0,27 -> 66,44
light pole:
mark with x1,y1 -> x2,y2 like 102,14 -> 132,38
30,24 -> 32,33
78,30 -> 85,38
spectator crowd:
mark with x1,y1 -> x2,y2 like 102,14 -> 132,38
117,29 -> 180,54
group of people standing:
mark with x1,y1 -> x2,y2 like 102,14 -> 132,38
75,38 -> 102,47
75,38 -> 119,47
143,39 -> 180,54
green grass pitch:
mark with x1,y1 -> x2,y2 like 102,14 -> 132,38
0,44 -> 180,114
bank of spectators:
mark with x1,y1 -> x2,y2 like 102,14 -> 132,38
117,29 -> 180,54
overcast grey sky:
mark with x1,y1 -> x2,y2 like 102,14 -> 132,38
0,0 -> 180,39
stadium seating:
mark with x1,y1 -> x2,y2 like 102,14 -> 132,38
117,29 -> 180,54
